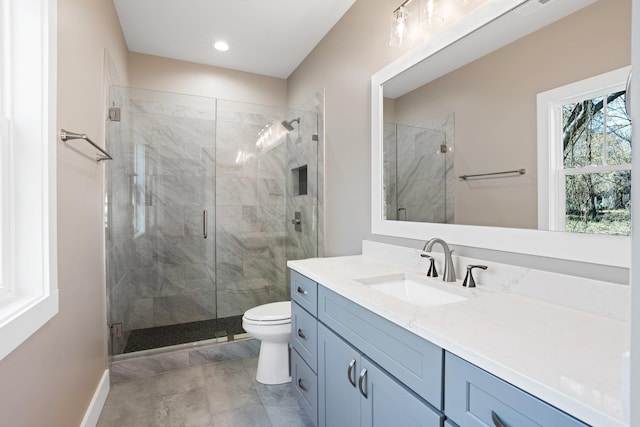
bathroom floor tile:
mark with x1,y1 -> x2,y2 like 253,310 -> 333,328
98,353 -> 312,427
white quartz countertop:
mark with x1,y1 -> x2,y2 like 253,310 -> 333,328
288,255 -> 629,427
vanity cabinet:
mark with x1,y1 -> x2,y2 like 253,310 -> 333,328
318,322 -> 443,427
290,270 -> 319,426
318,286 -> 444,408
444,353 -> 589,427
289,268 -> 591,427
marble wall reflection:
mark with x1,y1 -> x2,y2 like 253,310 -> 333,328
383,114 -> 455,224
106,89 -> 322,354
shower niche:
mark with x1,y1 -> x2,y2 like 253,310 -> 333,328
105,87 -> 321,356
292,165 -> 308,196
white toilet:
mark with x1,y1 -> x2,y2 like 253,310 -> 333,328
242,301 -> 292,385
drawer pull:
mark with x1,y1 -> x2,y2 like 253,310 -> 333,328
358,368 -> 368,398
297,329 -> 308,340
296,286 -> 308,295
491,411 -> 506,427
347,359 -> 357,387
298,378 -> 309,392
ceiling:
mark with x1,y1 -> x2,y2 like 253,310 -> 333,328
113,0 -> 357,79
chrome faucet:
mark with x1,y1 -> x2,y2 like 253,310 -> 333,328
422,238 -> 456,282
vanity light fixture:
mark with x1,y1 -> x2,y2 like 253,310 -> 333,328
419,0 -> 444,27
213,41 -> 229,52
389,2 -> 413,48
390,0 -> 449,47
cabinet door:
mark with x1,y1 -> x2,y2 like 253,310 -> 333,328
318,323 -> 361,427
360,356 -> 444,427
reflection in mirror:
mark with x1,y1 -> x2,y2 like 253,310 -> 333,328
560,88 -> 631,235
383,114 -> 455,223
381,0 -> 631,234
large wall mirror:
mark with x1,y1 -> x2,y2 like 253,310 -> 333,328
371,0 -> 632,267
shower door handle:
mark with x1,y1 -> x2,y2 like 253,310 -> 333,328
203,210 -> 208,239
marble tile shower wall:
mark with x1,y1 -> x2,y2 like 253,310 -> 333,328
286,110 -> 320,264
291,90 -> 325,258
214,107 -> 288,318
383,115 -> 455,223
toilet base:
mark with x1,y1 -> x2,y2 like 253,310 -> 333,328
256,341 -> 291,385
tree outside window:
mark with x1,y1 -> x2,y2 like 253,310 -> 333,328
561,90 -> 632,235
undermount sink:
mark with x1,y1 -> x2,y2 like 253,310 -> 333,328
355,273 -> 469,308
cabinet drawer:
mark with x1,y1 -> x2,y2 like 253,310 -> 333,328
291,269 -> 318,316
445,353 -> 588,427
318,286 -> 443,409
292,348 -> 318,427
292,300 -> 318,373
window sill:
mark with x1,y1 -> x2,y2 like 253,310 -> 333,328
0,291 -> 59,361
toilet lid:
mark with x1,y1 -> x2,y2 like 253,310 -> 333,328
244,301 -> 291,322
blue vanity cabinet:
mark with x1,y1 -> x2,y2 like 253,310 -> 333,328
319,323 -> 443,427
292,300 -> 318,372
318,286 -> 444,409
291,269 -> 318,316
290,271 -> 319,426
318,322 -> 361,427
292,346 -> 318,425
444,353 -> 589,427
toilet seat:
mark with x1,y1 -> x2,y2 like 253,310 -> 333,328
243,301 -> 291,325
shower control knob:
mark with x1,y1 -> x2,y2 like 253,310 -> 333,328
291,218 -> 301,225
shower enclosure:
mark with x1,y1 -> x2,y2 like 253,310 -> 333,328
105,87 -> 320,356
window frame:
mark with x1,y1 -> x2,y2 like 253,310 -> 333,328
0,0 -> 58,362
537,66 -> 632,233
0,0 -> 8,295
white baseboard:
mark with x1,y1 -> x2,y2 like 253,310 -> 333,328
80,369 -> 110,427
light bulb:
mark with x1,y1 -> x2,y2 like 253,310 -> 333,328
389,6 -> 411,48
420,0 -> 444,27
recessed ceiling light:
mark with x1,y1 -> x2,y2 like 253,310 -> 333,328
213,41 -> 229,52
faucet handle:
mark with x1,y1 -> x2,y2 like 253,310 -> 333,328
462,264 -> 487,288
420,253 -> 438,278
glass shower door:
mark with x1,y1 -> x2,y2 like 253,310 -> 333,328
106,87 -> 217,356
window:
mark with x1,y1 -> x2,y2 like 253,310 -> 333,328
0,0 -> 58,361
538,67 -> 632,236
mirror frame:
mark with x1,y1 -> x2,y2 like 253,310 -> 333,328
371,0 -> 630,268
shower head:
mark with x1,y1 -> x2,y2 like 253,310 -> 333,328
281,117 -> 300,131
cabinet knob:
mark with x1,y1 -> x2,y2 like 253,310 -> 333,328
347,359 -> 357,387
358,368 -> 368,398
297,329 -> 308,340
296,286 -> 308,295
298,378 -> 309,393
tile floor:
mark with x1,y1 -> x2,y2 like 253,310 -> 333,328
97,356 -> 314,427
